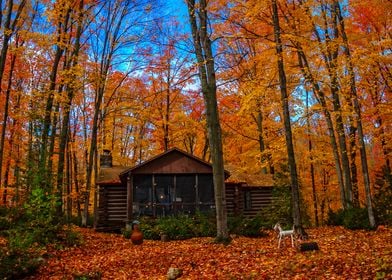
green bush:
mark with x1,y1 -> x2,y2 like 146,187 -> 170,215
373,167 -> 392,226
327,208 -> 372,230
191,211 -> 216,237
121,228 -> 132,239
156,214 -> 194,240
327,209 -> 345,226
0,206 -> 24,232
60,227 -> 83,247
240,216 -> 268,237
228,215 -> 268,237
0,247 -> 43,280
343,207 -> 371,230
227,215 -> 243,234
0,186 -> 85,279
257,186 -> 294,229
138,212 -> 216,240
0,217 -> 10,231
139,217 -> 160,240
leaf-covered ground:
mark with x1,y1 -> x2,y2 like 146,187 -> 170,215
28,226 -> 391,279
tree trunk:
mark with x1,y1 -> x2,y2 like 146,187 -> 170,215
39,6 -> 70,189
57,0 -> 84,218
297,47 -> 347,209
306,90 -> 319,226
186,0 -> 228,241
271,0 -> 304,235
0,0 -> 26,188
316,2 -> 353,207
334,1 -> 375,227
254,110 -> 268,174
0,52 -> 16,201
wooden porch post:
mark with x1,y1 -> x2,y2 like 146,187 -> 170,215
126,175 -> 133,228
195,174 -> 199,211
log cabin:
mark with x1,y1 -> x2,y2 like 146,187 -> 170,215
94,148 -> 274,232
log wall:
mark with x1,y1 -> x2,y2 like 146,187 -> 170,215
95,184 -> 127,232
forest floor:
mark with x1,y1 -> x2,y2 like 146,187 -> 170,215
27,226 -> 391,280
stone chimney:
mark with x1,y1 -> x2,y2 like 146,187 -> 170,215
100,149 -> 113,167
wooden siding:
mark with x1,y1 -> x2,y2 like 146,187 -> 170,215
226,183 -> 273,218
242,187 -> 273,217
129,151 -> 213,174
95,184 -> 127,231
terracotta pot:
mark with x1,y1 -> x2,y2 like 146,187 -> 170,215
131,224 -> 143,245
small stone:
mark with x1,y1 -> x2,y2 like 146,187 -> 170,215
167,267 -> 183,280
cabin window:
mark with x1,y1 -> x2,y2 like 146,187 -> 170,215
244,190 -> 252,210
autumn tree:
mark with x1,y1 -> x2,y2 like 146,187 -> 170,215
186,0 -> 229,241
271,0 -> 305,234
56,0 -> 88,217
144,20 -> 195,152
0,0 -> 26,193
82,0 -> 156,225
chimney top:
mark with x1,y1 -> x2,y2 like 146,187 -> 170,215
100,150 -> 113,168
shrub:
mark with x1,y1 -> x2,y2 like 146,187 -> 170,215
327,209 -> 345,226
156,214 -> 194,240
228,215 -> 268,237
191,211 -> 216,237
59,227 -> 83,247
0,206 -> 24,232
240,216 -> 268,237
139,217 -> 160,240
0,186 -> 84,279
373,167 -> 392,226
327,208 -> 372,230
138,212 -> 216,240
343,207 -> 371,230
0,217 -> 10,232
257,186 -> 293,229
0,247 -> 43,280
121,228 -> 132,239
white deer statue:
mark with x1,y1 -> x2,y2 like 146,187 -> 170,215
273,223 -> 295,248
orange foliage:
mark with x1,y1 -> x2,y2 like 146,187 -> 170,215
27,226 -> 392,279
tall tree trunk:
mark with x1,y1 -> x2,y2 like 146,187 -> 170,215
186,0 -> 228,241
254,110 -> 268,174
39,7 -> 70,189
297,46 -> 347,209
57,0 -> 84,218
334,1 -> 375,226
64,139 -> 71,221
0,0 -> 26,188
272,0 -> 304,234
318,2 -> 353,207
82,95 -> 102,226
0,52 -> 16,202
47,101 -> 60,189
306,90 -> 319,226
71,133 -> 82,220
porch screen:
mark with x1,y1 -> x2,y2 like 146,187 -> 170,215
154,175 -> 174,216
198,174 -> 215,211
133,175 -> 153,215
175,175 -> 196,213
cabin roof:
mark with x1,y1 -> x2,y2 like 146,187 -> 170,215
119,147 -> 230,178
225,168 -> 275,187
97,148 -> 276,186
97,165 -> 128,185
